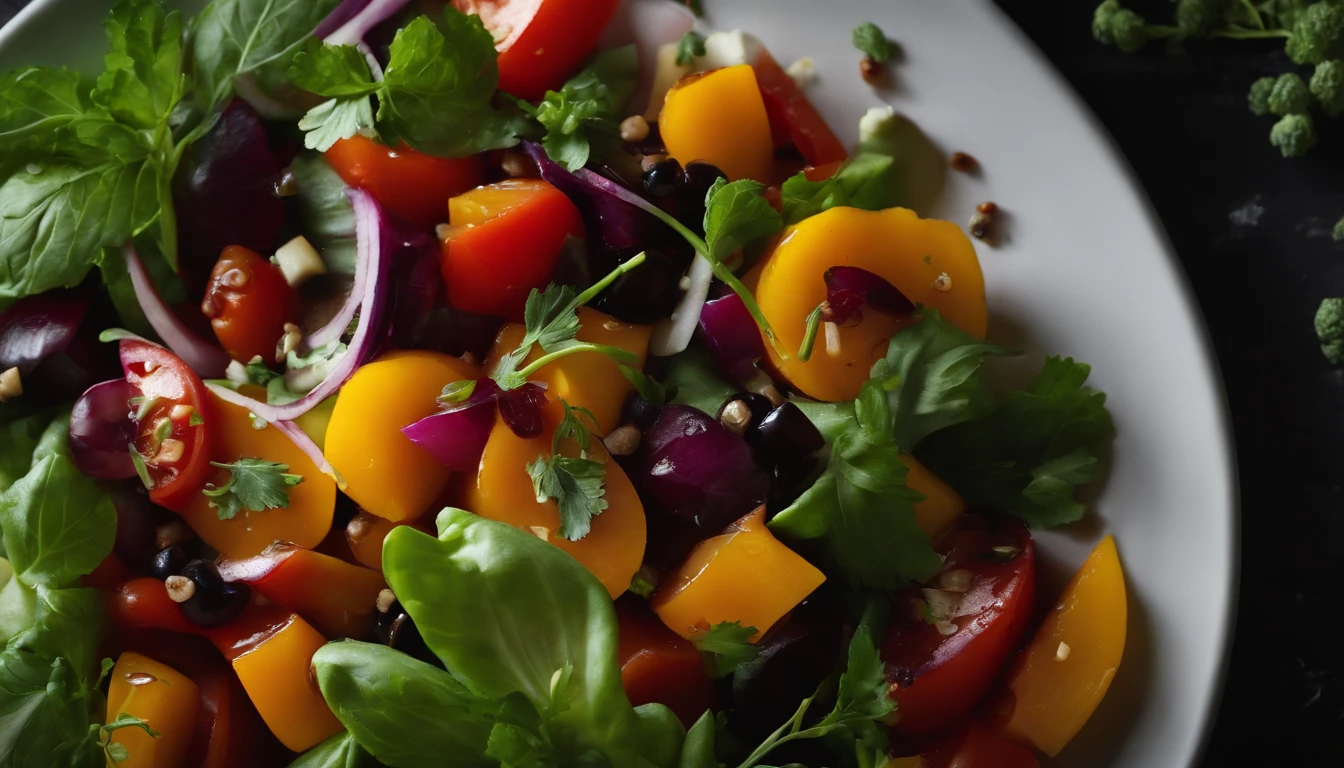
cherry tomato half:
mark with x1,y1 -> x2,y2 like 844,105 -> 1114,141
454,0 -> 621,100
202,246 -> 298,365
439,179 -> 584,321
883,513 -> 1036,734
325,135 -> 484,229
121,341 -> 213,509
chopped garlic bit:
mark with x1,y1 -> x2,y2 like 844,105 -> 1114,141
938,568 -> 972,593
275,323 -> 302,363
170,403 -> 195,421
1055,641 -> 1072,661
155,439 -> 185,464
225,359 -> 249,385
529,526 -> 551,542
824,321 -> 843,358
0,367 -> 21,403
273,236 -> 327,288
934,620 -> 958,637
375,588 -> 396,614
933,272 -> 952,292
785,56 -> 817,86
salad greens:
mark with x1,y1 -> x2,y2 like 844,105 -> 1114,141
527,401 -> 609,541
527,45 -> 639,172
851,22 -> 894,63
202,458 -> 305,521
691,621 -> 760,679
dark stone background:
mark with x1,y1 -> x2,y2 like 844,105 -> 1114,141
2,0 -> 1340,762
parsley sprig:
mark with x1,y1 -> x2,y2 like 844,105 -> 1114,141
491,253 -> 648,390
202,458 -> 304,520
691,621 -> 760,678
526,401 -> 608,541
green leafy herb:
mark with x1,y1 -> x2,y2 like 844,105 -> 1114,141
852,22 -> 893,62
691,621 -> 760,678
1317,297 -> 1344,364
629,571 -> 657,599
128,445 -> 152,490
778,153 -> 910,224
530,45 -> 638,171
770,379 -> 942,589
676,31 -> 707,66
289,731 -> 379,768
291,10 -> 526,156
438,379 -> 478,405
1,452 -> 116,592
798,303 -> 824,361
619,364 -> 667,405
915,356 -> 1115,528
202,458 -> 303,520
191,0 -> 341,110
665,342 -> 736,417
702,177 -> 783,264
188,412 -> 205,427
527,401 -> 608,541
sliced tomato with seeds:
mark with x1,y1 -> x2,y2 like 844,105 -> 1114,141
202,246 -> 300,365
883,513 -> 1036,735
121,340 -> 213,509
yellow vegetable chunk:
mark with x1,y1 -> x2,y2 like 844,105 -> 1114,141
462,400 -> 646,598
996,535 -> 1127,757
105,652 -> 201,768
231,614 -> 342,752
483,307 -> 652,434
652,506 -> 825,640
178,389 -> 336,559
752,206 -> 988,402
902,454 -> 966,541
659,65 -> 774,182
325,350 -> 479,521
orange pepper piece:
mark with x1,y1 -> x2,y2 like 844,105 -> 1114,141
652,506 -> 825,640
176,390 -> 336,559
462,399 -> 646,598
483,307 -> 653,434
219,543 -> 387,639
902,454 -> 967,541
106,652 -> 201,768
751,206 -> 988,402
660,65 -> 775,182
994,535 -> 1127,757
325,350 -> 479,522
226,612 -> 342,752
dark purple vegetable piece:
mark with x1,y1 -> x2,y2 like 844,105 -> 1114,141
68,378 -> 138,480
626,404 -> 770,534
389,228 -> 443,348
402,378 -> 502,471
822,266 -> 914,325
149,546 -> 188,581
621,391 -> 660,431
498,383 -> 549,439
0,288 -> 89,376
602,246 -> 687,324
698,293 -> 765,388
109,485 -> 166,570
524,141 -> 662,254
174,99 -> 285,289
179,560 -> 251,629
729,606 -> 845,743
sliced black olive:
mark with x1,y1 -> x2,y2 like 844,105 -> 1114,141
642,158 -> 686,198
148,546 -> 188,581
748,402 -> 825,462
177,559 -> 249,629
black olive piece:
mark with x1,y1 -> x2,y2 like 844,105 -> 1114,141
718,393 -> 773,438
148,546 -> 188,581
621,391 -> 660,430
179,559 -> 250,629
683,161 -> 728,198
373,598 -> 442,667
771,455 -> 819,496
748,402 -> 825,463
602,249 -> 685,324
642,158 -> 685,198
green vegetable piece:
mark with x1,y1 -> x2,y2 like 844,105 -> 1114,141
0,453 -> 116,590
526,448 -> 608,542
797,303 -> 824,362
1310,59 -> 1344,115
619,364 -> 667,405
676,31 -> 707,66
678,711 -> 717,768
1286,2 -> 1344,64
915,356 -> 1115,529
290,41 -> 377,152
202,458 -> 303,521
633,703 -> 687,768
287,730 -> 379,768
692,621 -> 760,678
382,509 -> 644,764
1315,297 -> 1344,364
1269,111 -> 1318,156
1175,0 -> 1230,36
192,0 -> 342,110
533,45 -> 639,171
1268,72 -> 1312,115
1333,214 -> 1344,242
1248,76 -> 1276,115
852,22 -> 893,63
1092,0 -> 1153,53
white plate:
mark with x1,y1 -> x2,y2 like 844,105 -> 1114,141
0,1 -> 1238,766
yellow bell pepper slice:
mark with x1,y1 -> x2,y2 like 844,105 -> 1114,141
105,652 -> 201,768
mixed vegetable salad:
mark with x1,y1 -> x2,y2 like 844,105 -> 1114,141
0,1 -> 1128,766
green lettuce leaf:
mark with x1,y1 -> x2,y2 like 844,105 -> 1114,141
191,0 -> 341,109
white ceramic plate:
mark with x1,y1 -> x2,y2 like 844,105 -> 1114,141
0,1 -> 1238,766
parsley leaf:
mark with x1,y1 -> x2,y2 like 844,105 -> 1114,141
676,31 -> 707,66
619,364 -> 667,404
691,621 -> 759,678
702,177 -> 783,263
852,22 -> 893,62
532,45 -> 637,171
289,40 -> 377,151
526,401 -> 608,541
779,154 -> 907,225
914,356 -> 1114,528
202,458 -> 304,520
770,379 -> 942,590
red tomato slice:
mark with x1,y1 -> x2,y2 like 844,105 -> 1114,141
616,596 -> 716,728
325,136 -> 484,229
883,513 -> 1036,735
454,0 -> 622,100
753,50 -> 847,167
121,341 -> 213,509
439,179 -> 584,321
202,246 -> 299,365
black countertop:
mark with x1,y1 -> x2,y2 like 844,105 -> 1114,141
994,0 -> 1344,764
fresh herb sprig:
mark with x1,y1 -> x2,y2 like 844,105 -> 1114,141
203,458 -> 304,520
526,401 -> 608,541
691,621 -> 760,678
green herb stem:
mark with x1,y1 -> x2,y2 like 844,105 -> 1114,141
798,303 -> 825,362
517,342 -> 637,380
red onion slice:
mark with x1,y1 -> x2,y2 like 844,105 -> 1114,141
124,245 -> 231,378
598,0 -> 697,116
698,292 -> 765,387
822,266 -> 914,325
205,381 -> 343,486
319,0 -> 410,46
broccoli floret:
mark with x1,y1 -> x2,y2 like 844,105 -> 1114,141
1269,112 -> 1318,156
1093,0 -> 1153,53
1269,72 -> 1313,114
1249,76 -> 1277,114
1316,297 -> 1344,364
1286,2 -> 1344,64
1311,59 -> 1344,115
1176,0 -> 1231,36
1334,215 -> 1344,242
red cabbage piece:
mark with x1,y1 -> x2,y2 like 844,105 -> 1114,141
68,378 -> 137,480
524,141 -> 661,254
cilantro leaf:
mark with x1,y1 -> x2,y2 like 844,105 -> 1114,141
852,22 -> 893,63
676,31 -> 707,66
290,40 -> 377,151
533,45 -> 637,171
202,458 -> 304,520
831,625 -> 894,724
526,401 -> 608,541
770,379 -> 942,590
691,621 -> 760,678
191,0 -> 342,110
914,356 -> 1114,528
779,153 -> 906,225
702,178 -> 784,263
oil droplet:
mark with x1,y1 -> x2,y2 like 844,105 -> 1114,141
126,672 -> 158,687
